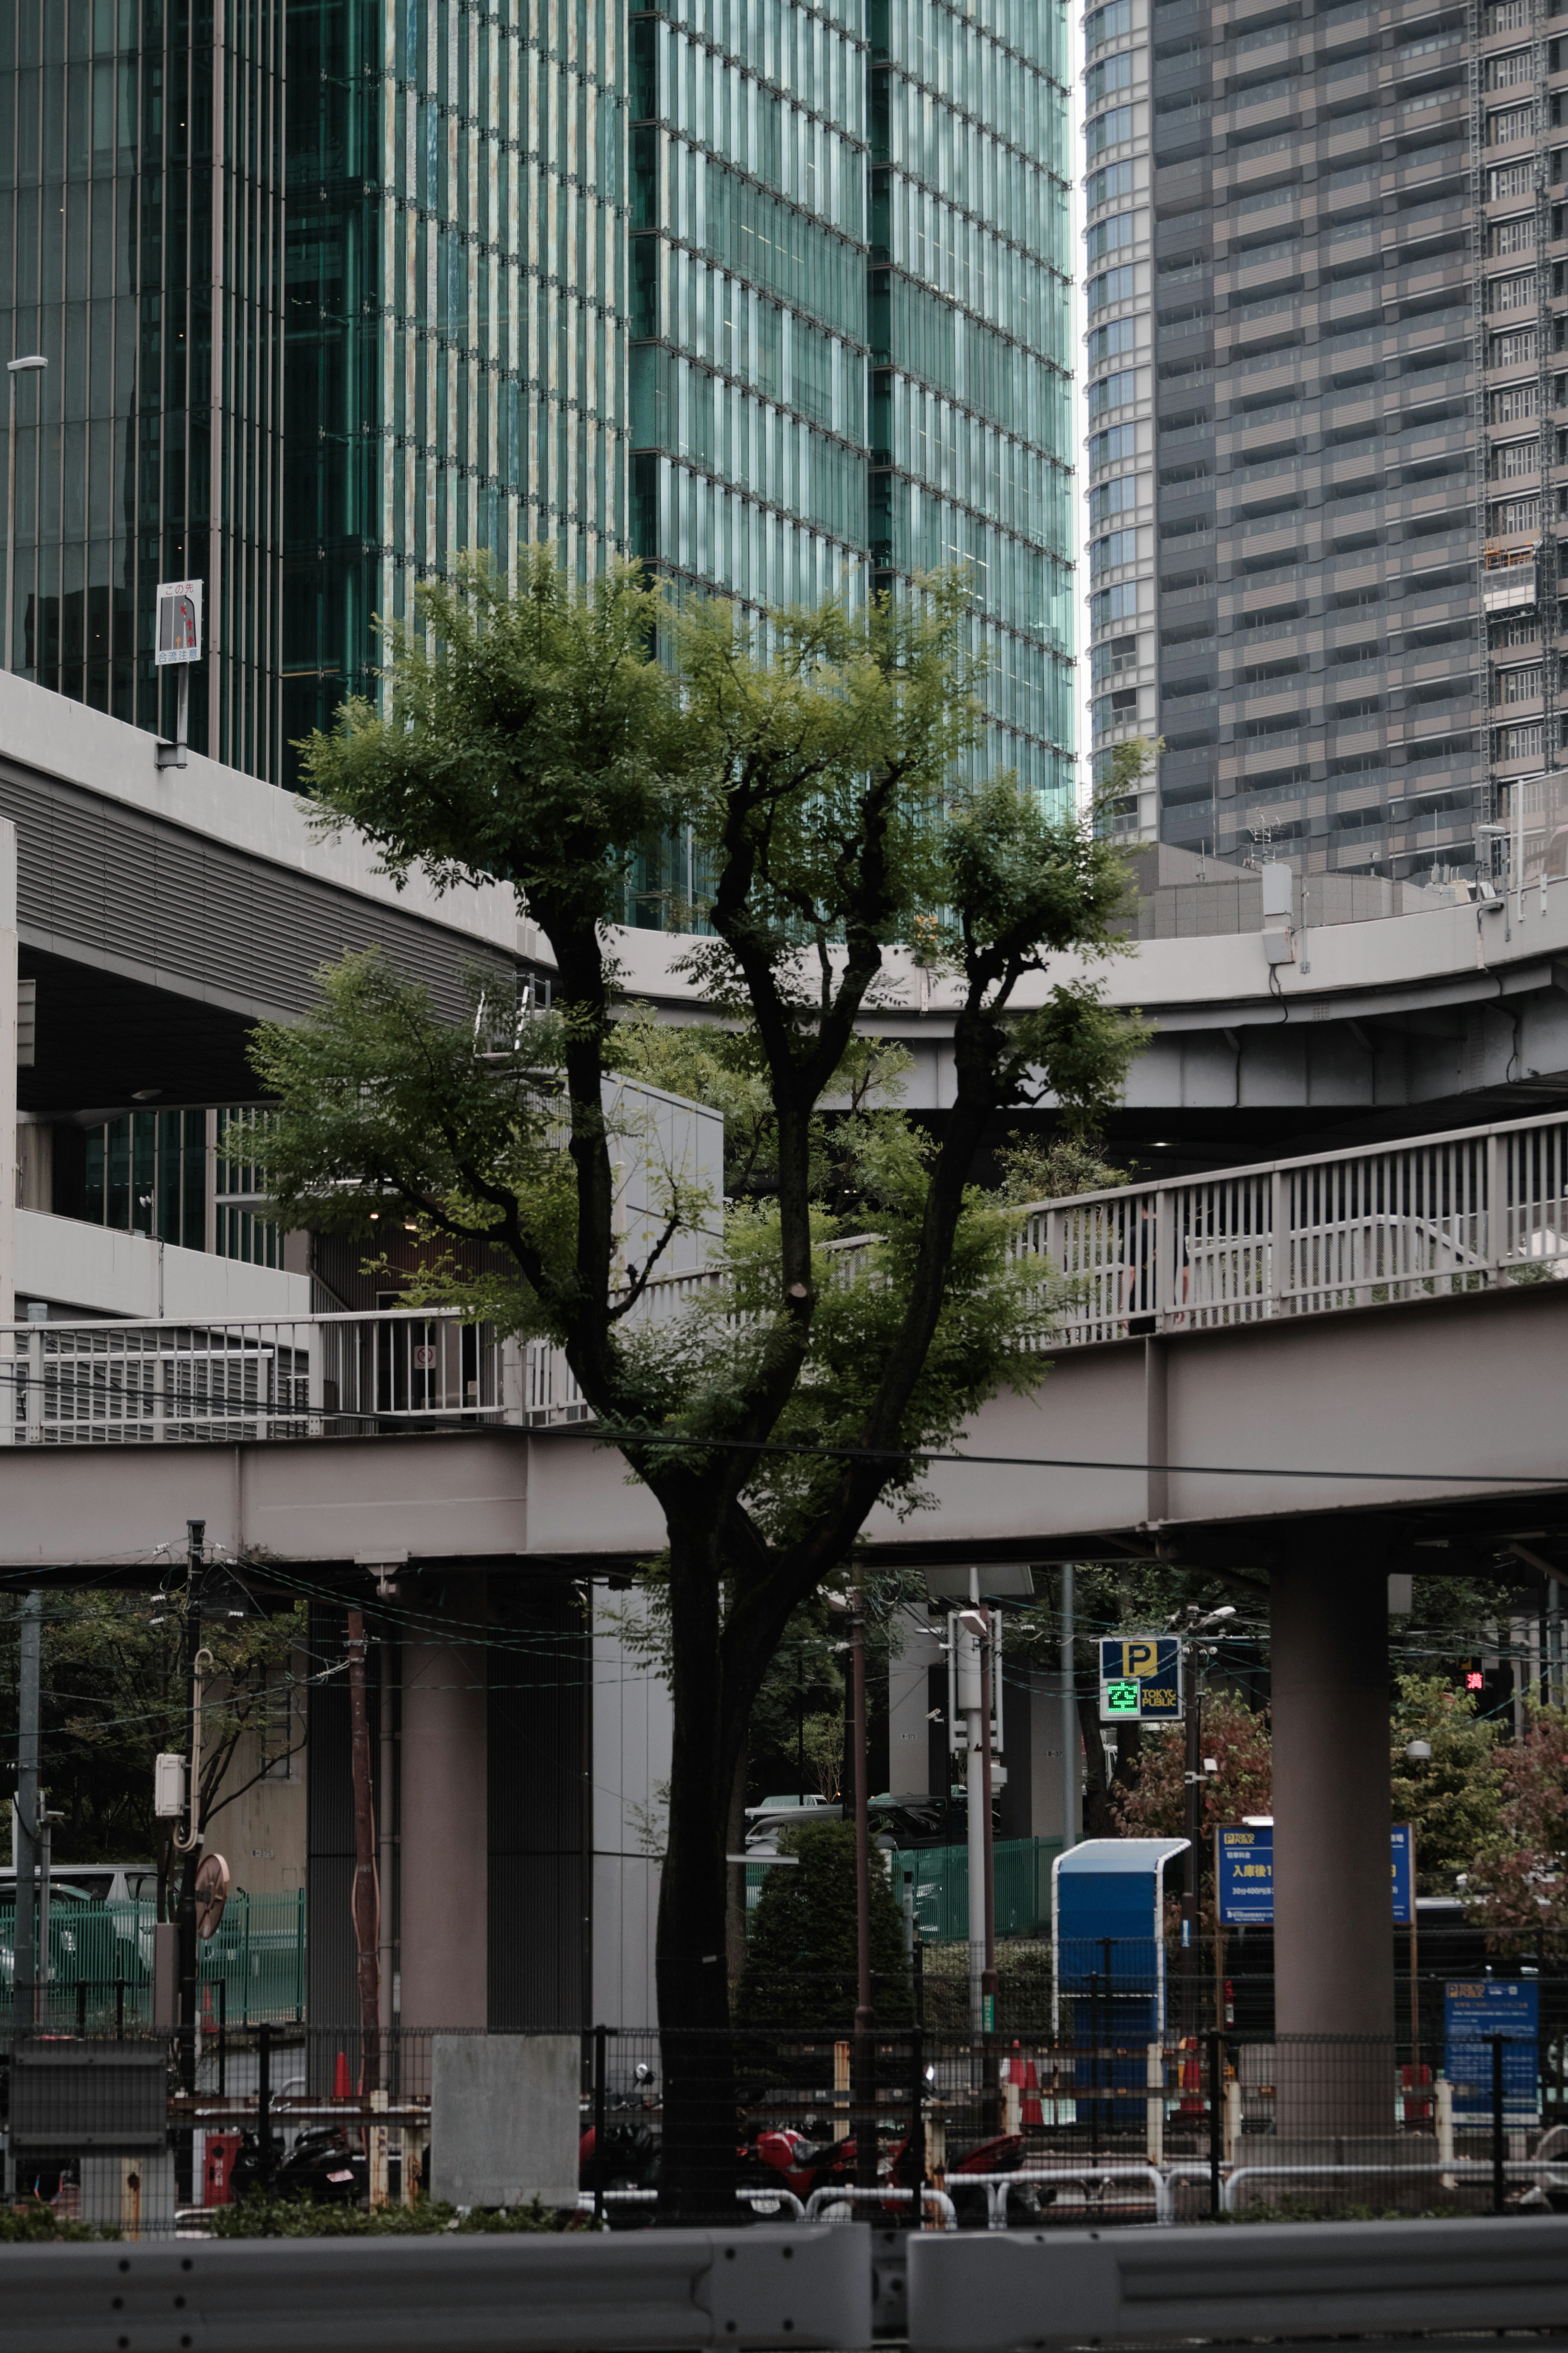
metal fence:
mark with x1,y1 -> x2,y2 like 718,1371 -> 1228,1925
8,2022 -> 1568,2239
7,1107 -> 1568,1444
0,1894 -> 305,2029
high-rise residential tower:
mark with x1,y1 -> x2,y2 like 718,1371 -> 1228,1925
1083,0 -> 1568,895
0,1 -> 1071,817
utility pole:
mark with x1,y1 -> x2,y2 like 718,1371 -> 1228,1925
956,1577 -> 1001,2038
177,1521 -> 205,2118
14,1590 -> 40,2025
845,1586 -> 876,2191
347,1608 -> 381,2092
1168,1606 -> 1235,2036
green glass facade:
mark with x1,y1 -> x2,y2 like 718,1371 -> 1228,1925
0,0 -> 285,776
0,0 -> 1068,803
283,0 -> 627,773
870,0 -> 1074,798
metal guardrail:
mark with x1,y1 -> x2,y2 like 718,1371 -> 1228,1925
9,2209 -> 1568,2352
7,1107 -> 1568,1443
0,2226 -> 872,2353
906,2213 -> 1568,2353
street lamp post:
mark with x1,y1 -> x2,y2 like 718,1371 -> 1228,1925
5,355 -> 47,675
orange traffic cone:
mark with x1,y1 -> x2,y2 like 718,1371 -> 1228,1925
1022,2058 -> 1043,2127
333,2050 -> 351,2099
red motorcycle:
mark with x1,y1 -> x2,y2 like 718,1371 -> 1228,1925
738,2124 -> 1053,2228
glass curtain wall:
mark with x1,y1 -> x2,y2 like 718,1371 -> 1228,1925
0,0 -> 285,777
283,0 -> 629,783
871,0 -> 1075,805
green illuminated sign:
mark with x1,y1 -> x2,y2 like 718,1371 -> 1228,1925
1105,1680 -> 1140,1714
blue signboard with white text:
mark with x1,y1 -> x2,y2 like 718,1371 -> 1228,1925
1445,1980 -> 1539,2120
1217,1824 -> 1414,1926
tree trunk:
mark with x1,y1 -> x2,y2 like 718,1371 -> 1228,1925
655,1517 -> 743,2221
1077,1692 -> 1116,1840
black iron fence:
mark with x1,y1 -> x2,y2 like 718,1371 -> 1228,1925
6,2021 -> 1568,2238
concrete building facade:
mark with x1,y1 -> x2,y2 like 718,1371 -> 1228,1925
1083,0 -> 1568,897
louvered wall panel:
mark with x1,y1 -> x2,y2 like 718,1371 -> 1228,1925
0,758 -> 512,1021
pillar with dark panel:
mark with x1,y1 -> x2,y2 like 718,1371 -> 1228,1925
306,1577 -> 592,2045
1270,1527 -> 1395,2140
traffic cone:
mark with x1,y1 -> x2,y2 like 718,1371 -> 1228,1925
1022,2058 -> 1042,2127
333,2050 -> 351,2099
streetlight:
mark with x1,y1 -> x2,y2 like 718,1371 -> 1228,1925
5,355 -> 46,676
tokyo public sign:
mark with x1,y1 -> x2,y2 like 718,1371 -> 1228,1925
1098,1636 -> 1183,1724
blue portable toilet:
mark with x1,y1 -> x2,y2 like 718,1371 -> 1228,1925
1053,1839 -> 1187,2119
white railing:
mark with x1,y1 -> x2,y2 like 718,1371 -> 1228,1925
6,1110 -> 1568,1445
1033,1105 -> 1568,1345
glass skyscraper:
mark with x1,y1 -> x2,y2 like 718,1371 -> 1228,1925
0,2 -> 284,777
0,0 -> 1070,811
628,0 -> 1076,830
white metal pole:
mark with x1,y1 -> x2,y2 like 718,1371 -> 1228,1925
1061,1563 -> 1079,1851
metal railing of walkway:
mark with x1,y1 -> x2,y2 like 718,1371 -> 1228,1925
4,1106 -> 1566,1445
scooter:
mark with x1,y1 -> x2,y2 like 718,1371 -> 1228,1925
228,2123 -> 370,2206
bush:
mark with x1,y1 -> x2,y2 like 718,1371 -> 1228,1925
0,2204 -> 110,2242
737,1820 -> 913,2031
205,2191 -> 564,2237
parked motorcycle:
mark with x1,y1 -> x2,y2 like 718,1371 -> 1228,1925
739,2120 -> 1053,2228
578,2121 -> 660,2227
228,2123 -> 370,2206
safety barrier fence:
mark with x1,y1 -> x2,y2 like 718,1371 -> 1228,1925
6,2211 -> 1568,2353
7,1106 -> 1568,1443
7,2023 -> 1568,2240
0,1893 -> 306,2030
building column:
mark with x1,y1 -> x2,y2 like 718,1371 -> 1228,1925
399,1586 -> 488,2030
1271,1530 -> 1394,2139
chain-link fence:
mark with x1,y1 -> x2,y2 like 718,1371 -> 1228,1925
6,2020 -> 1568,2239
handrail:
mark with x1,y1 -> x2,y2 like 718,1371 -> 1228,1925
9,1101 -> 1568,1442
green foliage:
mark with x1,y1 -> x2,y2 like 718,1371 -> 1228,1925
1389,1675 -> 1503,1896
0,2203 -> 111,2241
297,550 -> 702,926
0,1591 -> 305,1905
737,1820 -> 913,2030
205,2191 -> 561,2237
262,555 -> 1150,2094
995,1133 -> 1133,1206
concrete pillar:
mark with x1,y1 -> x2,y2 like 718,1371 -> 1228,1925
399,1590 -> 488,2030
1271,1532 -> 1393,2140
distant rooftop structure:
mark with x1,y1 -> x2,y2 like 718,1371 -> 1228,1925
1123,841 -> 1474,942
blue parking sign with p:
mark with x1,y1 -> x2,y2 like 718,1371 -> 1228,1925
1098,1636 -> 1183,1723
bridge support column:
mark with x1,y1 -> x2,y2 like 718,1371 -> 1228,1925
1270,1531 -> 1394,2140
399,1585 -> 488,2030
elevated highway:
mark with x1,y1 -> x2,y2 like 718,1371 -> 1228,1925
5,1096 -> 1563,2086
2,1102 -> 1565,1579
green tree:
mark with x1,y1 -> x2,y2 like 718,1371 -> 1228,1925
737,1820 -> 913,2032
1389,1675 -> 1503,1896
0,1590 -> 305,1917
253,553 -> 1145,2208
